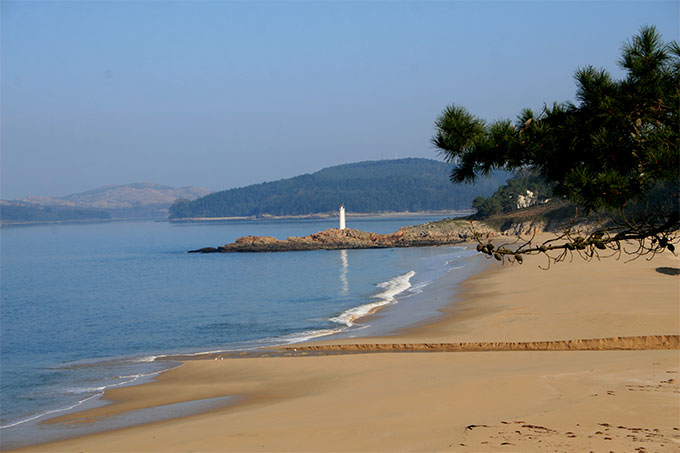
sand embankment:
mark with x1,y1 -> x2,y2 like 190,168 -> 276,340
12,244 -> 680,452
285,334 -> 680,352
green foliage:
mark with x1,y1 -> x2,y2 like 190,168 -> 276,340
471,172 -> 553,217
169,158 -> 510,219
433,25 -> 679,214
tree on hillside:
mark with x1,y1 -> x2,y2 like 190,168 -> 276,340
471,171 -> 554,216
433,25 -> 679,266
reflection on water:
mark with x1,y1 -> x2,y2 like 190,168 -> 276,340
339,249 -> 349,295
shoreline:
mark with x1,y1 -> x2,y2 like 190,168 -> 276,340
1,210 -> 471,228
7,243 -> 680,452
168,210 -> 473,223
1,244 -> 473,446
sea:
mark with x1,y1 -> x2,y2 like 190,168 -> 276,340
0,215 -> 482,447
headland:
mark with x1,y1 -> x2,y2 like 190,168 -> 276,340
188,219 -> 493,253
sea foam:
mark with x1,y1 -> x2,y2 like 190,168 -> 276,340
330,270 -> 416,327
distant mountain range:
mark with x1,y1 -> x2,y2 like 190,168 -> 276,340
2,159 -> 512,225
1,183 -> 210,224
170,158 -> 511,219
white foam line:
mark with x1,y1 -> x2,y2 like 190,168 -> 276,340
330,271 -> 416,327
409,281 -> 430,294
136,348 -> 226,362
277,328 -> 345,344
116,370 -> 163,380
172,349 -> 234,357
111,364 -> 182,386
1,364 -> 183,429
134,355 -> 166,363
0,393 -> 103,429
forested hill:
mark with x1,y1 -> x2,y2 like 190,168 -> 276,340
169,158 -> 510,219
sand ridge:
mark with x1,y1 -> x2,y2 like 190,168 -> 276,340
281,334 -> 680,353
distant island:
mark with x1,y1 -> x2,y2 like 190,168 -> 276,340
1,183 -> 210,225
170,158 -> 510,220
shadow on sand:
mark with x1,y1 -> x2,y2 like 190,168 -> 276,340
655,267 -> 680,276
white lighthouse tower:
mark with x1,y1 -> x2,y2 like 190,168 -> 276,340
339,204 -> 346,230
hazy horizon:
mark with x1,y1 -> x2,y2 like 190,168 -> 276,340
2,1 -> 678,199
13,157 -> 445,200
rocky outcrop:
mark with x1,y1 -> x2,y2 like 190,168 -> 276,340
189,220 -> 495,253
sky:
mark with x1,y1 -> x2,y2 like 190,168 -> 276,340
1,1 -> 678,199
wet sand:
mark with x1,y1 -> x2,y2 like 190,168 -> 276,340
11,246 -> 680,452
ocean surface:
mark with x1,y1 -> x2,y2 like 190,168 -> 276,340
0,216 -> 480,447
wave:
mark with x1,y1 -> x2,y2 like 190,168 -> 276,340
329,270 -> 416,327
2,258 -> 459,431
64,368 -> 174,395
408,280 -> 430,295
134,355 -> 166,363
0,393 -> 102,429
273,328 -> 346,345
2,267 -> 414,430
0,366 -> 181,429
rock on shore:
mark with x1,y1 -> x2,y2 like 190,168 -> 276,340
189,219 -> 494,253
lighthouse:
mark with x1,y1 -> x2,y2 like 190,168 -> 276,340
339,204 -> 346,230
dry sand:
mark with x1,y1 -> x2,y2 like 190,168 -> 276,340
11,246 -> 680,452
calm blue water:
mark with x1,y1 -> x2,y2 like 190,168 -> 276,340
0,216 -> 476,445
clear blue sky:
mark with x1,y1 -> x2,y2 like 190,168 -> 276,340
1,1 -> 678,199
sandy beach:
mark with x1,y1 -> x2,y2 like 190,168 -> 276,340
11,245 -> 680,452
